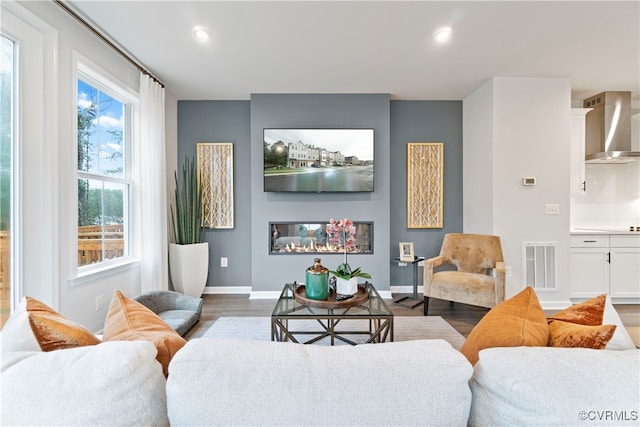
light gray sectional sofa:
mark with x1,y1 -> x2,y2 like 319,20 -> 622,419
2,337 -> 639,426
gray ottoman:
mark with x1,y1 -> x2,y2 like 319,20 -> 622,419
134,290 -> 202,336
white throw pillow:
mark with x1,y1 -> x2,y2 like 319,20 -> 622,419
0,298 -> 41,353
603,294 -> 636,350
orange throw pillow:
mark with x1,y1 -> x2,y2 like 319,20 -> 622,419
547,294 -> 606,326
547,294 -> 616,349
25,297 -> 101,352
102,290 -> 186,376
547,320 -> 616,349
459,286 -> 549,365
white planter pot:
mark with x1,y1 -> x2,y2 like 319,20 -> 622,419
336,277 -> 358,295
169,242 -> 209,298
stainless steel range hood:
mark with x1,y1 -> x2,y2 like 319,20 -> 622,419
584,91 -> 639,163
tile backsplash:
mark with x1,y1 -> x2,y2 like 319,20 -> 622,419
571,163 -> 640,229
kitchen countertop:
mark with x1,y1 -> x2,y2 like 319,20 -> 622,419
571,228 -> 640,235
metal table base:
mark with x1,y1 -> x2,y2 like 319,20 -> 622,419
393,256 -> 425,309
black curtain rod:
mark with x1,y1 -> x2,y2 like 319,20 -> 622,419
53,0 -> 165,88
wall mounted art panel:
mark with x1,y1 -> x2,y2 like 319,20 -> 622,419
197,142 -> 234,229
407,142 -> 443,228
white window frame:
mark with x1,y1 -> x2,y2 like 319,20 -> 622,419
73,56 -> 138,279
1,1 -> 59,308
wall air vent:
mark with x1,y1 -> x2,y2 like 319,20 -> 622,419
523,242 -> 557,290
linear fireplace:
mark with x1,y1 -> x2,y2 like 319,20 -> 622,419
269,221 -> 373,255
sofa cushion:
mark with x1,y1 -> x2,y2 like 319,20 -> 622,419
167,338 -> 473,426
469,346 -> 640,426
1,341 -> 169,426
102,290 -> 186,376
459,286 -> 549,365
0,297 -> 100,352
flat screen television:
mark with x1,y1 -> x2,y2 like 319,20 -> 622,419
263,128 -> 374,192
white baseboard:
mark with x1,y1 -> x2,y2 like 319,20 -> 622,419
390,285 -> 416,294
203,286 -> 252,295
539,300 -> 573,310
377,290 -> 393,299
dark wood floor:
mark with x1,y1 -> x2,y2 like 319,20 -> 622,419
185,292 -> 640,341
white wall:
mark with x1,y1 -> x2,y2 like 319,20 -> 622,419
15,1 -> 146,331
463,77 -> 572,309
462,80 -> 494,233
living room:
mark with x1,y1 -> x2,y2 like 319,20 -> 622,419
2,1 -> 639,425
3,1 -> 638,333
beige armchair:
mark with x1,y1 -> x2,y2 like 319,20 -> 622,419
423,233 -> 505,315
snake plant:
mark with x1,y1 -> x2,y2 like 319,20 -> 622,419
170,156 -> 204,244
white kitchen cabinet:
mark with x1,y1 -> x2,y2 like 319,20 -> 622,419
570,234 -> 640,301
569,108 -> 591,193
609,235 -> 640,298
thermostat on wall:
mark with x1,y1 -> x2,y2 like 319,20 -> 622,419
522,177 -> 536,186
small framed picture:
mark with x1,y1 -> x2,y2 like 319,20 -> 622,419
399,242 -> 414,262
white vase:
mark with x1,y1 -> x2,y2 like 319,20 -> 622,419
336,277 -> 358,295
169,242 -> 209,298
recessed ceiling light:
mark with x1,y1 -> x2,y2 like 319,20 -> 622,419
192,26 -> 211,41
433,27 -> 452,43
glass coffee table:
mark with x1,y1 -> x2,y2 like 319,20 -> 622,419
271,281 -> 394,345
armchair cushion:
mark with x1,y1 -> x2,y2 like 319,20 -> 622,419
134,290 -> 202,337
430,271 -> 498,308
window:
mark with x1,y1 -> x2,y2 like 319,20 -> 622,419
1,34 -> 15,327
76,67 -> 133,269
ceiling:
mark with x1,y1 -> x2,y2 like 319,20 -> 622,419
68,1 -> 640,103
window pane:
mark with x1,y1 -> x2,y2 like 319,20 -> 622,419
103,181 -> 125,226
1,35 -> 14,328
77,79 -> 124,177
78,179 -> 103,265
103,182 -> 125,262
77,178 -> 125,266
97,89 -> 124,177
77,80 -> 97,174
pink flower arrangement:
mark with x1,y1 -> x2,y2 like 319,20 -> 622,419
326,218 -> 356,263
326,218 -> 371,281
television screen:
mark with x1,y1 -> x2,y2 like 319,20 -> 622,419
263,128 -> 374,192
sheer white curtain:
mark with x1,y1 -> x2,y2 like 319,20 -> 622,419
136,73 -> 168,293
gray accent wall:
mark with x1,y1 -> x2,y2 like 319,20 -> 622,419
177,101 -> 252,287
250,94 -> 391,292
389,101 -> 463,287
177,97 -> 462,291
